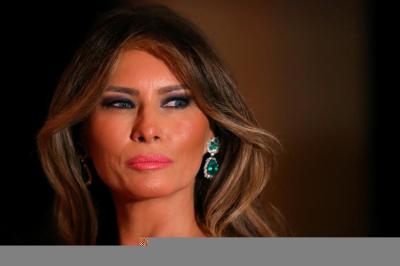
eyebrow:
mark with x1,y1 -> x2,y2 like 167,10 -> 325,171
105,84 -> 189,96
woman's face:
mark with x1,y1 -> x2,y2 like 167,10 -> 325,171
84,49 -> 213,201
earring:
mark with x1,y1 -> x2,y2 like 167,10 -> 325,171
203,137 -> 220,179
79,155 -> 93,186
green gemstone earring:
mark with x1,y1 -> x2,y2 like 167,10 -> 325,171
203,137 -> 220,179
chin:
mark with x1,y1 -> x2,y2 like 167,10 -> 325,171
121,178 -> 183,201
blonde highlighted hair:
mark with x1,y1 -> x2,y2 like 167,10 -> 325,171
37,4 -> 289,244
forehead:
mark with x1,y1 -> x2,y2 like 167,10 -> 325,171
108,49 -> 180,89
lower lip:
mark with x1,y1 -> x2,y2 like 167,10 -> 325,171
127,161 -> 172,170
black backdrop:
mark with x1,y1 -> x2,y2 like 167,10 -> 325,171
1,0 -> 120,244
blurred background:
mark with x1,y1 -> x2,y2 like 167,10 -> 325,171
1,0 -> 379,243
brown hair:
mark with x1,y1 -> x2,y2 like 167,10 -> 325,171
37,4 -> 289,244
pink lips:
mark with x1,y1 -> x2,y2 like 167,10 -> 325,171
126,154 -> 173,170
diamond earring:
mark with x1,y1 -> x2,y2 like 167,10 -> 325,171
79,155 -> 93,186
203,137 -> 220,179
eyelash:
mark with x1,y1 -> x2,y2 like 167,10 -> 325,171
102,98 -> 134,109
162,96 -> 192,109
101,96 -> 192,110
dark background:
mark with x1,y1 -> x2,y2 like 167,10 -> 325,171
1,0 -> 381,244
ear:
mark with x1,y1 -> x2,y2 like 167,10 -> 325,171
76,123 -> 89,157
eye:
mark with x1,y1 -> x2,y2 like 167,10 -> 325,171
101,97 -> 135,109
162,96 -> 192,109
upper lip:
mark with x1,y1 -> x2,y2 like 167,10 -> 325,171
126,154 -> 173,165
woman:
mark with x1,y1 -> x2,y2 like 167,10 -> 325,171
37,4 -> 288,245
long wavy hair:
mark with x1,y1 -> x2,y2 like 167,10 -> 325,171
37,4 -> 289,244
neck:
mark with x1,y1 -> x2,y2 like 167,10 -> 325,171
112,186 -> 206,245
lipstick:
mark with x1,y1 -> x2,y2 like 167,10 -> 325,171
126,154 -> 172,170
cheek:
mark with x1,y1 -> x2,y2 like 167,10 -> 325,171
88,115 -> 129,153
85,113 -> 132,178
169,112 -> 211,178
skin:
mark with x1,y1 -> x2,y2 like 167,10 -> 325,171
84,49 -> 213,245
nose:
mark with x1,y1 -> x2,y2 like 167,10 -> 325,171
131,105 -> 162,143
